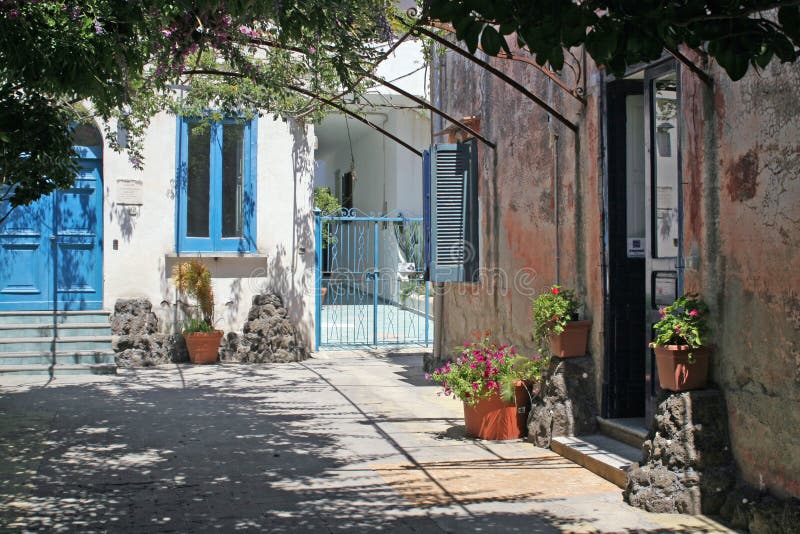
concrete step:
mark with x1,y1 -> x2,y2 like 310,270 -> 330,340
0,350 -> 116,366
0,311 -> 110,325
551,434 -> 641,488
0,363 -> 117,376
596,416 -> 649,449
0,336 -> 112,353
0,323 -> 112,338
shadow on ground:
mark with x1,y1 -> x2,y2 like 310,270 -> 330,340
0,362 -> 727,532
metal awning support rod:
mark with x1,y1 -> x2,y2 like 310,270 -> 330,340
287,84 -> 423,157
429,22 -> 586,105
412,26 -> 578,132
363,72 -> 497,149
666,46 -> 714,88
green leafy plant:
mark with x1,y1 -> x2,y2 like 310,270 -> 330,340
399,277 -> 424,304
532,285 -> 581,357
426,334 -> 545,406
183,317 -> 215,334
314,186 -> 342,248
651,293 -> 710,362
172,260 -> 215,332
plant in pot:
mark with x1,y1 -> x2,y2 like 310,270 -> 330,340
172,260 -> 222,364
532,285 -> 592,358
651,293 -> 711,391
427,333 -> 546,440
314,186 -> 342,305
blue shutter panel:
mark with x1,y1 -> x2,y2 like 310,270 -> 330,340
422,149 -> 431,279
428,142 -> 479,283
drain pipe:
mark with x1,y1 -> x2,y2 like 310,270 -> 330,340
430,49 -> 445,364
548,78 -> 561,285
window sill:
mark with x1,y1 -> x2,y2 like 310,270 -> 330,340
166,252 -> 267,260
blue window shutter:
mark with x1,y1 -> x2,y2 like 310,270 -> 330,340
429,142 -> 479,283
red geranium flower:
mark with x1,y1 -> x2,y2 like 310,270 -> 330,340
551,287 -> 560,295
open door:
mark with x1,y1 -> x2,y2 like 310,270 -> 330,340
604,59 -> 682,423
605,79 -> 647,419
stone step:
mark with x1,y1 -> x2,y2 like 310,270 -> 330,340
551,434 -> 641,489
0,323 -> 112,339
0,363 -> 117,376
0,311 -> 110,325
0,336 -> 112,353
596,416 -> 649,449
0,350 -> 116,366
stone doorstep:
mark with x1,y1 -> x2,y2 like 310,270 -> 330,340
596,416 -> 649,449
551,434 -> 641,489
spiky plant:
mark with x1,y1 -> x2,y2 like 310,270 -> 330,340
172,260 -> 214,329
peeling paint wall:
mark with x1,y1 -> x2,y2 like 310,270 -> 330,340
430,44 -> 605,386
433,42 -> 800,498
682,59 -> 800,499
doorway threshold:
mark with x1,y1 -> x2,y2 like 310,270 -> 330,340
597,416 -> 648,449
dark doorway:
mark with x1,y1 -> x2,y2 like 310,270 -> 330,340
604,80 -> 647,418
341,171 -> 354,211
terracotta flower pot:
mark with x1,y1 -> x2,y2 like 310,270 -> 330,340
549,320 -> 592,358
654,345 -> 711,391
463,383 -> 530,440
184,330 -> 223,364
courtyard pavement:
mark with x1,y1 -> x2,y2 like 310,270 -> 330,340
0,350 -> 735,532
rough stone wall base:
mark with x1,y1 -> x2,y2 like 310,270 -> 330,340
624,389 -> 736,515
219,293 -> 308,363
111,298 -> 188,367
527,355 -> 597,448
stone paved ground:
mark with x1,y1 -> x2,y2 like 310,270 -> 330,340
0,350 -> 736,532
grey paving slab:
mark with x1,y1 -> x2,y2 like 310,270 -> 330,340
0,352 -> 734,532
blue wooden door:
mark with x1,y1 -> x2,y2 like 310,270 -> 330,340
0,150 -> 103,311
0,192 -> 54,309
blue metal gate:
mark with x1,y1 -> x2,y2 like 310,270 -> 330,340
315,209 -> 432,349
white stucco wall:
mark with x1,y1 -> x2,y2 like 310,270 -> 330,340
102,112 -> 316,349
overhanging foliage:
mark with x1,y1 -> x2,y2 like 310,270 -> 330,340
0,0 -> 398,218
425,0 -> 800,80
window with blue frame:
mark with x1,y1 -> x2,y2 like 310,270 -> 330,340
176,117 -> 257,253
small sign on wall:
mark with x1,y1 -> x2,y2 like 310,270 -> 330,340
398,262 -> 416,274
627,237 -> 645,258
116,179 -> 143,205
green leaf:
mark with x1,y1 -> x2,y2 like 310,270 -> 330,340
464,21 -> 484,55
480,25 -> 504,56
499,21 -> 517,36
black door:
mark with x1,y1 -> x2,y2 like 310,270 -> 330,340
604,80 -> 647,418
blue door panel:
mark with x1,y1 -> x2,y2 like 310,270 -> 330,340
0,156 -> 103,311
0,194 -> 53,310
55,159 -> 103,310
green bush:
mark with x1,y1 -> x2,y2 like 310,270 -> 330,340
532,285 -> 581,357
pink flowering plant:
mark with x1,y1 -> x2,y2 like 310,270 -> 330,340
426,333 -> 545,406
651,293 -> 710,361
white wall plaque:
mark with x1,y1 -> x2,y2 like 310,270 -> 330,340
117,180 -> 143,205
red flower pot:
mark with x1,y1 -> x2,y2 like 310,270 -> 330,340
184,331 -> 223,364
654,345 -> 711,391
463,383 -> 530,440
549,320 -> 592,358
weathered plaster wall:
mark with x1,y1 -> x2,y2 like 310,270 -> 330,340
102,113 -> 316,349
682,59 -> 800,498
431,45 -> 605,380
434,42 -> 800,498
